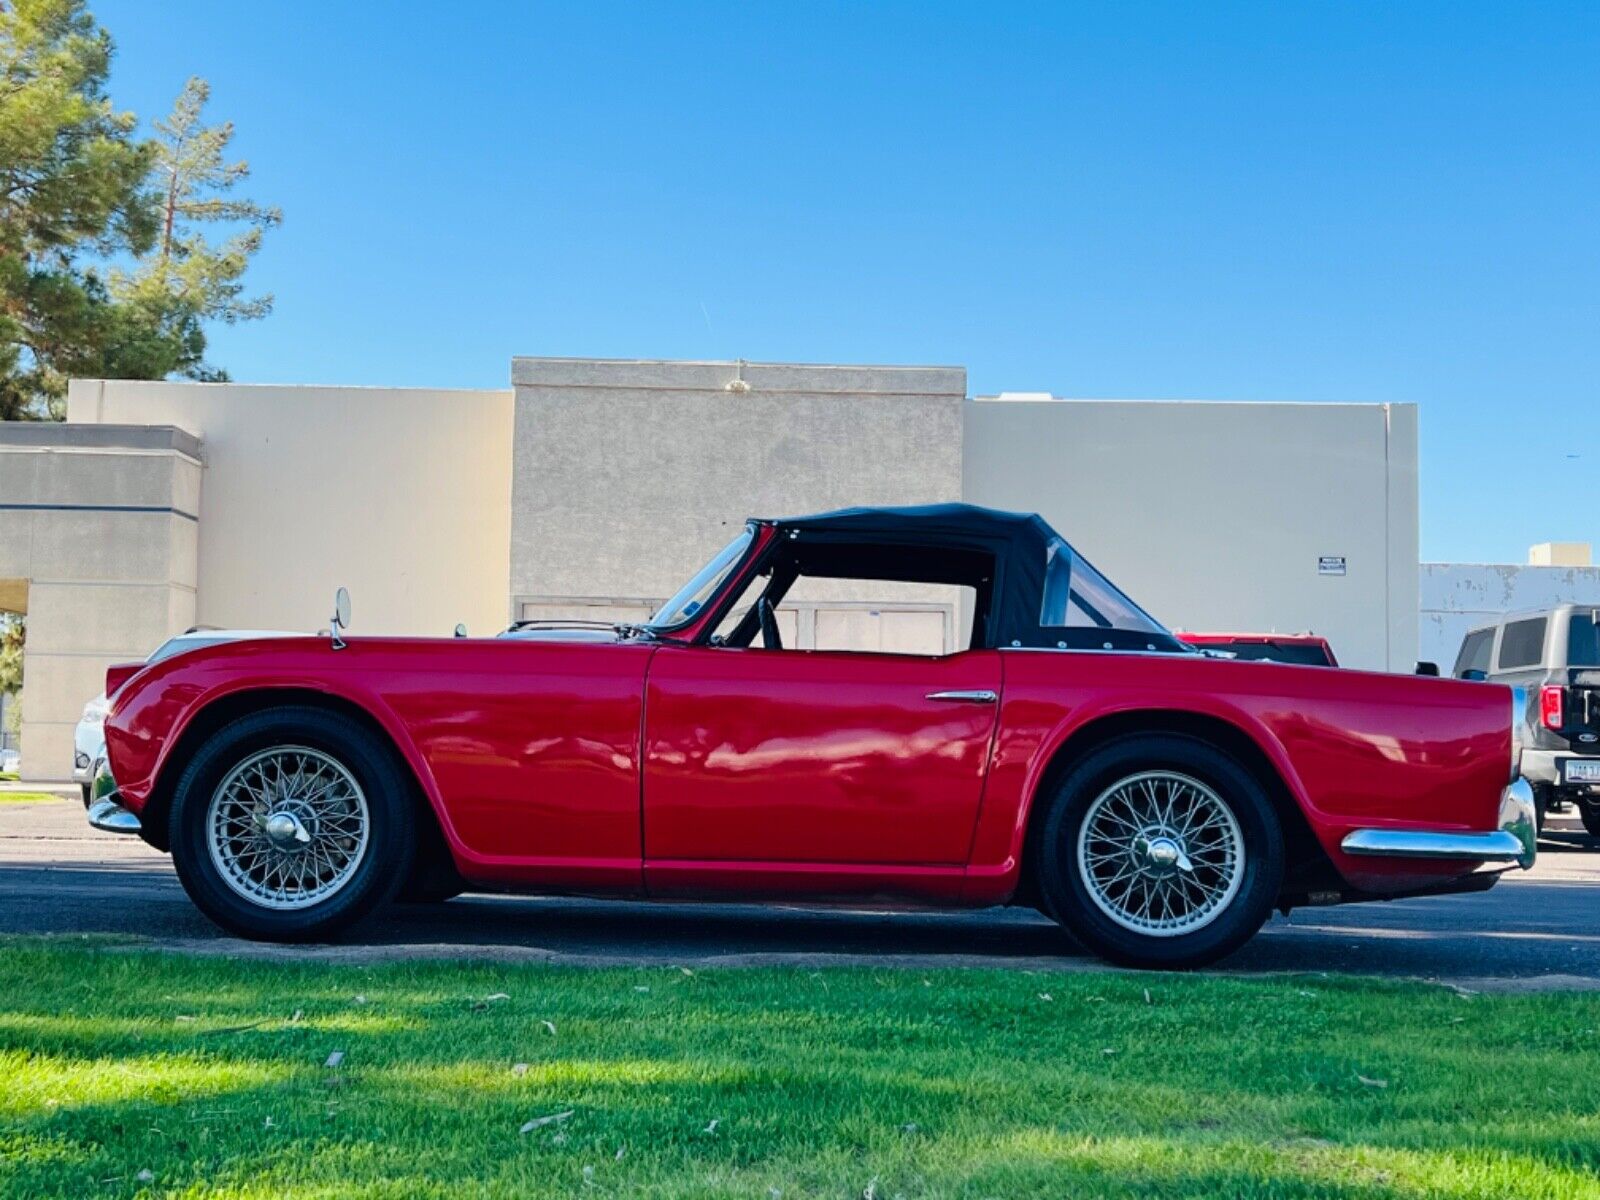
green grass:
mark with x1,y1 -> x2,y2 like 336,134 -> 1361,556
0,940 -> 1596,1198
0,791 -> 61,805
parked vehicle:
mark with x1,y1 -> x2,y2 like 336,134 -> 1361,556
1177,632 -> 1339,666
87,504 -> 1535,969
74,629 -> 294,805
1452,604 -> 1600,836
0,747 -> 18,776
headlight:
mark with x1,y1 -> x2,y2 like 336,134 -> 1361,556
1509,685 -> 1529,783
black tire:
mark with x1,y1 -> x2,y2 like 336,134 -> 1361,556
1035,733 -> 1284,970
1533,785 -> 1552,835
1581,803 -> 1600,840
167,706 -> 416,942
80,783 -> 92,809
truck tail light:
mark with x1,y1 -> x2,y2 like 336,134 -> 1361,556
1540,685 -> 1565,730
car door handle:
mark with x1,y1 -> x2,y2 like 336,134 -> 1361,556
925,690 -> 998,704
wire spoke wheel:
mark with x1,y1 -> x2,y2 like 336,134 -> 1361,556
206,745 -> 370,911
1076,769 -> 1244,937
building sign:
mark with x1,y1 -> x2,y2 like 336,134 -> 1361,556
1318,556 -> 1347,577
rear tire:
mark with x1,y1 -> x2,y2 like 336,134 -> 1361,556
1581,802 -> 1600,840
1036,733 -> 1284,969
168,706 -> 415,942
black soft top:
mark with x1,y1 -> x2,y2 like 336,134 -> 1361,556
753,503 -> 1181,652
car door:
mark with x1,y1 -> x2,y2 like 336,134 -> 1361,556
640,642 -> 1003,891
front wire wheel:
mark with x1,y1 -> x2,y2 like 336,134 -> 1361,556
168,706 -> 415,942
206,746 -> 371,910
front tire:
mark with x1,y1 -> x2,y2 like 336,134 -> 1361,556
1581,801 -> 1600,840
168,706 -> 416,942
1036,734 -> 1284,969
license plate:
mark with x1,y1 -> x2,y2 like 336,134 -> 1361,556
1564,759 -> 1600,783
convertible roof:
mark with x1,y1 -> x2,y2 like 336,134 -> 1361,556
751,502 -> 1182,654
764,502 -> 1060,548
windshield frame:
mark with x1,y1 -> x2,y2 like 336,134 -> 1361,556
647,527 -> 758,633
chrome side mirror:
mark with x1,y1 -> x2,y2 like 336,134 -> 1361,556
330,587 -> 352,650
453,623 -> 467,638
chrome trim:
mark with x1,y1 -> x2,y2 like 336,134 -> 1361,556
85,757 -> 141,834
87,797 -> 143,834
925,689 -> 998,704
1509,685 -> 1529,784
89,755 -> 118,805
1341,778 -> 1537,870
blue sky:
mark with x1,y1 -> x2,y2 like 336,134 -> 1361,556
95,1 -> 1598,563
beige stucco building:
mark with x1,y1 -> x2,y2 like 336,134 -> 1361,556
0,357 -> 1420,780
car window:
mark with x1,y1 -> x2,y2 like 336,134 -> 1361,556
1453,628 -> 1493,677
1568,611 -> 1600,667
1496,617 -> 1547,670
1040,537 -> 1166,636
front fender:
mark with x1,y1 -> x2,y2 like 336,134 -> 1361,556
103,651 -> 456,855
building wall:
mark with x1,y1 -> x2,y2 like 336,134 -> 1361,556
1420,563 -> 1600,670
0,423 -> 202,780
69,380 -> 514,637
963,397 -> 1419,671
509,358 -> 967,609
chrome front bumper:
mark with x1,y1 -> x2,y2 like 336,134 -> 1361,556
85,757 -> 142,836
1340,778 -> 1537,871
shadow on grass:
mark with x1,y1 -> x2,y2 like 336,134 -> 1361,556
0,944 -> 1597,1197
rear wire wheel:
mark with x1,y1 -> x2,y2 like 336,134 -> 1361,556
1037,733 -> 1284,969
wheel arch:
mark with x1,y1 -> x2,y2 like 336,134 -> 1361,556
138,687 -> 450,874
1012,708 -> 1335,908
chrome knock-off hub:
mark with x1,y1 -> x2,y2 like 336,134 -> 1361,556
1076,770 -> 1246,937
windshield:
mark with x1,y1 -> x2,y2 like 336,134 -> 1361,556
648,529 -> 754,629
147,635 -> 231,664
1040,537 -> 1169,636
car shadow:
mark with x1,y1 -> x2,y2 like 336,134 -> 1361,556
1,838 -> 1595,979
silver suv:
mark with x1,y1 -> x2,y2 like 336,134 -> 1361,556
1453,603 -> 1600,836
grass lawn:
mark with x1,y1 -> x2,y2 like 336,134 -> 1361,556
0,792 -> 62,805
0,941 -> 1596,1198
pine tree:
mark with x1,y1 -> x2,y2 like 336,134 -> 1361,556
0,2 -> 279,417
0,0 -> 158,418
113,75 -> 281,360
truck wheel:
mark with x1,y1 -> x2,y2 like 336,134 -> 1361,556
1581,803 -> 1600,840
1036,733 -> 1284,969
167,706 -> 416,942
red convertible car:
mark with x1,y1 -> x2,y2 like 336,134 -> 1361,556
89,505 -> 1536,968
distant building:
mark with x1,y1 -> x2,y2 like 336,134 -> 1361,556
1420,543 -> 1600,670
2,358 -> 1419,778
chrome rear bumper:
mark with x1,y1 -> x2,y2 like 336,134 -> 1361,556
84,757 -> 142,836
1340,778 -> 1537,870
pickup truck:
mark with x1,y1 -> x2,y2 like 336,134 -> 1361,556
1453,603 -> 1600,835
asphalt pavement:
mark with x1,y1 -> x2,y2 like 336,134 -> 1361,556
2,792 -> 1596,988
